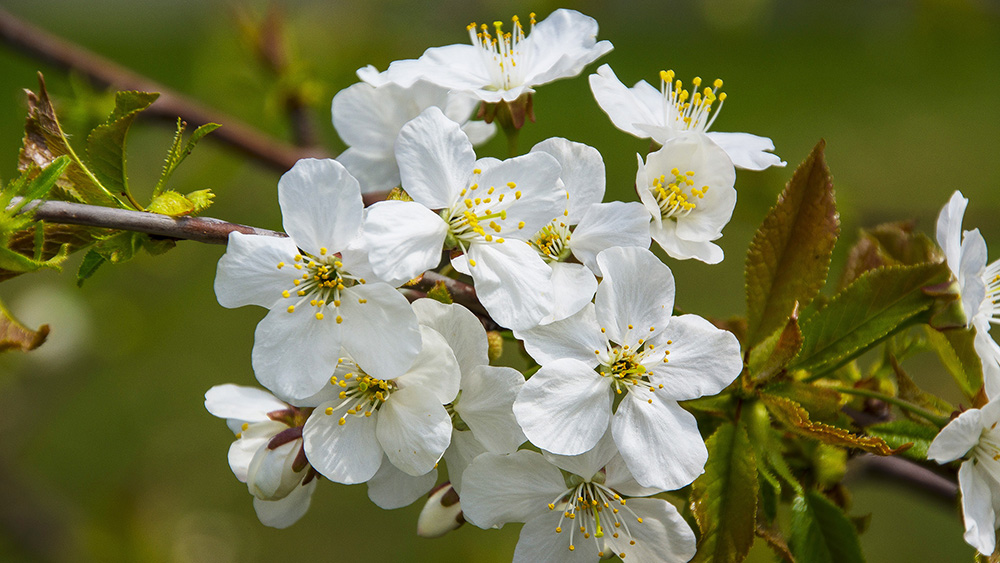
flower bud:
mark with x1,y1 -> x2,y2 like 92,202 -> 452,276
246,438 -> 307,501
486,330 -> 504,363
417,482 -> 465,538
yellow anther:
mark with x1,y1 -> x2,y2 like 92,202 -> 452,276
568,546 -> 575,552
287,305 -> 295,313
294,254 -> 302,262
556,526 -> 562,533
282,290 -> 290,298
507,182 -> 517,188
241,423 -> 249,431
473,168 -> 482,174
316,312 -> 324,320
548,503 -> 555,510
358,298 -> 367,304
338,417 -> 346,426
293,279 -> 301,286
470,259 -> 477,267
336,315 -> 343,324
277,262 -> 285,269
320,247 -> 328,255
515,191 -> 522,200
325,407 -> 334,415
485,234 -> 493,242
333,299 -> 341,307
294,264 -> 303,270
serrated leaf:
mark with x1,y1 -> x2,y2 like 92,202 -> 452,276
756,522 -> 795,563
148,190 -> 195,216
866,420 -> 939,462
925,325 -> 983,400
153,120 -> 221,196
17,156 -> 71,204
748,305 -> 803,385
691,422 -> 758,563
18,75 -> 123,207
185,189 -> 215,214
890,354 -> 953,417
76,250 -> 107,287
839,221 -> 942,289
761,394 -> 906,455
790,489 -> 866,563
746,140 -> 839,347
762,380 -> 848,426
86,90 -> 159,205
0,223 -> 105,282
0,297 -> 48,352
790,262 -> 951,374
427,280 -> 454,304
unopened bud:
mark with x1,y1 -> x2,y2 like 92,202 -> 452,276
417,482 -> 465,538
487,331 -> 504,363
247,439 -> 306,501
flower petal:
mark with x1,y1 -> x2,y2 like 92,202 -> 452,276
302,404 -> 383,484
543,427 -> 618,481
706,131 -> 786,170
927,407 -> 983,463
605,498 -> 697,562
455,365 -> 527,454
443,429 -> 488,494
364,200 -> 448,286
530,138 -> 605,222
520,9 -> 614,89
395,106 -> 476,208
959,461 -> 998,555
612,394 -> 707,490
468,241 -> 554,330
589,64 -> 663,139
651,219 -> 725,264
336,147 -> 400,194
383,44 -> 492,93
395,326 -> 461,404
569,201 -> 651,275
214,233 -> 302,309
377,386 -> 453,476
251,306 -> 344,401
252,478 -> 318,529
228,421 -> 286,482
513,358 -> 611,455
603,453 -> 663,498
278,158 -> 363,256
461,450 -> 568,529
937,190 -> 969,277
367,456 -> 438,509
205,384 -> 288,423
595,247 -> 675,346
513,511 -> 599,563
339,283 -> 422,382
516,302 -> 605,366
647,314 -> 742,401
539,262 -> 598,325
411,299 -> 489,378
476,151 -> 565,238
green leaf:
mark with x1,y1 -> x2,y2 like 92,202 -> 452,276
86,90 -> 160,207
18,75 -> 124,207
789,489 -> 866,563
153,120 -> 221,197
839,221 -> 942,289
762,380 -> 850,427
0,297 -> 49,353
76,250 -> 106,287
691,422 -> 758,563
748,305 -> 802,385
760,394 -> 905,455
790,262 -> 951,374
148,190 -> 195,216
745,140 -> 839,347
925,325 -> 983,400
18,155 -> 71,205
890,354 -> 954,417
866,420 -> 939,462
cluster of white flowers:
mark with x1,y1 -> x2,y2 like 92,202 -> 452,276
204,9 -> 782,560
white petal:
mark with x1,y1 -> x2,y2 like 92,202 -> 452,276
476,151 -> 565,238
520,9 -> 614,89
228,421 -> 285,482
959,461 -> 998,555
443,429 -> 488,494
461,120 -> 497,146
960,229 -> 989,322
246,440 -> 304,500
589,64 -> 662,139
927,407 -> 984,463
513,511 -> 599,563
612,394 -> 707,490
205,384 -> 288,423
455,365 -> 527,454
302,405 -> 383,484
367,456 -> 438,509
706,131 -> 786,170
647,315 -> 742,401
252,478 -> 317,529
377,386 -> 453,476
363,200 -> 448,286
382,44 -> 493,92
595,247 -> 675,346
937,190 -> 969,277
516,302 -> 605,367
569,201 -> 651,275
514,358 -> 611,456
411,299 -> 489,378
336,147 -> 400,194
603,454 -> 663,498
339,283 -> 422,381
605,498 -> 697,562
974,320 -> 1000,400
331,81 -> 410,152
543,427 -> 618,481
251,306 -> 343,401
395,106 -> 476,208
460,451 -> 568,529
278,158 -> 363,256
395,326 -> 461,404
214,233 -> 302,309
530,138 -> 605,222
468,241 -> 554,330
651,219 -> 725,264
539,262 -> 598,325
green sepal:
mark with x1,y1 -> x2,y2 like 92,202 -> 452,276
789,489 -> 866,563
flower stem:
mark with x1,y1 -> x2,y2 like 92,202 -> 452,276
832,386 -> 951,428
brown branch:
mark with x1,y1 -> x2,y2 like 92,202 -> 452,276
0,7 -> 331,171
847,453 -> 958,503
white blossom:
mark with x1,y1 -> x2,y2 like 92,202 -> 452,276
589,64 -> 785,170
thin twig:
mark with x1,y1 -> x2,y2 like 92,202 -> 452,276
847,453 -> 958,503
0,7 -> 331,171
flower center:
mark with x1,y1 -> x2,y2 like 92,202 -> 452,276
546,480 -> 643,558
467,13 -> 535,90
651,167 -> 709,219
984,262 -> 1000,324
323,361 -> 397,426
659,69 -> 726,133
276,250 -> 365,322
530,221 -> 572,262
594,333 -> 673,403
442,170 -> 528,265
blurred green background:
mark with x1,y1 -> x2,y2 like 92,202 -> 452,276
0,0 -> 997,561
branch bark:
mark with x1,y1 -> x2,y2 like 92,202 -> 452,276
0,7 -> 331,172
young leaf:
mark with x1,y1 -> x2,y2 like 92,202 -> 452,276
153,120 -> 221,197
748,304 -> 802,385
790,262 -> 951,374
890,354 -> 954,417
691,421 -> 758,563
925,325 -> 983,400
789,489 -> 866,563
86,90 -> 160,207
839,221 -> 942,289
745,140 -> 839,347
19,75 -> 124,207
0,297 -> 49,352
17,155 -> 72,205
866,420 -> 938,462
76,249 -> 106,287
761,394 -> 906,455
148,190 -> 195,216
